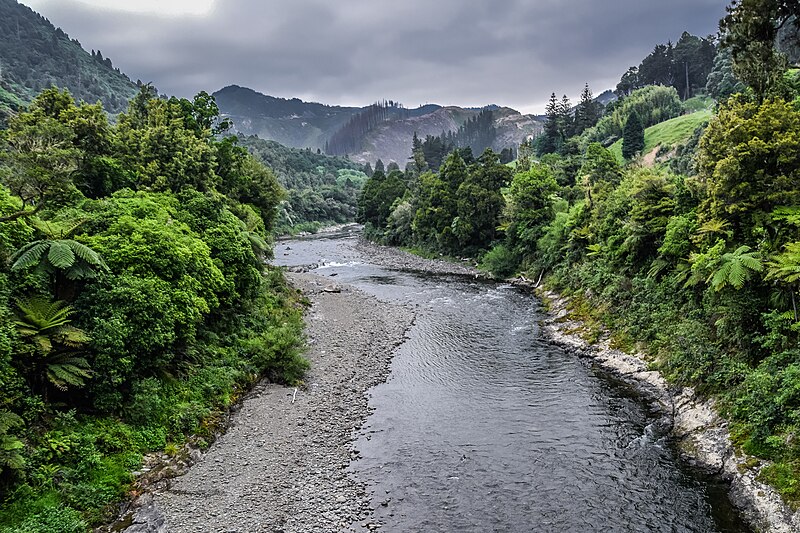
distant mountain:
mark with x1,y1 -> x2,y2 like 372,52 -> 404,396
215,85 -> 544,166
213,85 -> 363,150
0,0 -> 138,120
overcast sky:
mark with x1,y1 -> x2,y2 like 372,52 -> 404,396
21,0 -> 727,114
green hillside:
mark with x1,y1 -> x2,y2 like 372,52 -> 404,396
0,0 -> 138,120
609,108 -> 714,164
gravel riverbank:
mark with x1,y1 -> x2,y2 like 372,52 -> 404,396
353,239 -> 489,278
121,272 -> 414,533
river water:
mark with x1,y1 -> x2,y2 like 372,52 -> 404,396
274,232 -> 750,533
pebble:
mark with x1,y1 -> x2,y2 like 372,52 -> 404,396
115,269 -> 415,533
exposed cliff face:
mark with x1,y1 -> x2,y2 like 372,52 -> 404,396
214,86 -> 544,166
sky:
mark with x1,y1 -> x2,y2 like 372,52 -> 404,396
21,0 -> 728,114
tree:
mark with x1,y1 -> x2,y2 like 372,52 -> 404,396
622,112 -> 645,160
696,96 -> 800,245
0,91 -> 81,221
13,297 -> 92,394
574,84 -> 600,135
539,93 -> 561,155
616,67 -> 640,97
506,163 -> 558,254
706,47 -> 746,100
453,149 -> 511,251
720,0 -> 800,100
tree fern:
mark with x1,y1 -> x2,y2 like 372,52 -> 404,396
11,238 -> 108,280
707,245 -> 764,291
46,355 -> 93,391
47,241 -> 75,269
13,297 -> 93,391
766,242 -> 800,284
10,241 -> 49,271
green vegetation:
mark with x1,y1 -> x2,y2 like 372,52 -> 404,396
237,136 -> 368,234
0,87 -> 307,530
608,109 -> 714,163
0,0 -> 137,121
360,1 -> 800,505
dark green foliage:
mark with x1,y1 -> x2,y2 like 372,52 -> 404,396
622,112 -> 645,159
706,47 -> 746,101
238,135 -> 367,233
720,0 -> 800,100
357,170 -> 407,230
614,33 -> 716,100
0,0 -> 137,114
574,84 -> 601,136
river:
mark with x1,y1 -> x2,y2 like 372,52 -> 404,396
274,230 -> 750,532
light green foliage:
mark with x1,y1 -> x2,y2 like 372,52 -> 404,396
696,96 -> 800,245
506,163 -> 558,257
115,93 -> 217,193
584,86 -> 683,146
609,110 -> 713,165
0,88 -> 306,528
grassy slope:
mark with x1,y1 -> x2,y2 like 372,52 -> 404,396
609,108 -> 713,164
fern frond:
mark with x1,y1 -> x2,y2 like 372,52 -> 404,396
10,241 -> 49,271
47,241 -> 75,269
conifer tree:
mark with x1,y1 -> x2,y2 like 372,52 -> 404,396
622,111 -> 645,159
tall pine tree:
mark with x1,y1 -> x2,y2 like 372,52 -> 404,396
622,111 -> 645,160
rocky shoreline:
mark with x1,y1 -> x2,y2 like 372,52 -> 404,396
538,289 -> 800,533
117,272 -> 414,532
110,233 -> 797,532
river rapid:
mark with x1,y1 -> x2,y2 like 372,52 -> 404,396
275,230 -> 751,532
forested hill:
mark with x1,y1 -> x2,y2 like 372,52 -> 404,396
214,85 -> 544,167
0,0 -> 138,120
236,135 -> 369,234
213,85 -> 363,151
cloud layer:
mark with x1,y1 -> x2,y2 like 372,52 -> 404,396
23,0 -> 726,113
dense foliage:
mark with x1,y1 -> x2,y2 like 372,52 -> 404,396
0,0 -> 137,121
361,4 -> 800,504
0,87 -> 307,530
615,32 -> 716,100
238,135 -> 368,233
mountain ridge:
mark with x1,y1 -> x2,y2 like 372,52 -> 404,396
0,0 -> 138,119
214,85 -> 545,166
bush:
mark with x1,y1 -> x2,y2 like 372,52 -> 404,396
480,244 -> 520,278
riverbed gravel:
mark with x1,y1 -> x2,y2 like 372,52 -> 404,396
354,239 -> 489,278
121,272 -> 414,533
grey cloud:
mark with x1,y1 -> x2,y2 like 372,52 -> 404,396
23,0 -> 727,113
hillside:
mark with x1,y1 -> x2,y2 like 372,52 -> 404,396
0,0 -> 138,119
236,135 -> 369,233
215,85 -> 544,166
213,85 -> 363,150
608,107 -> 713,165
